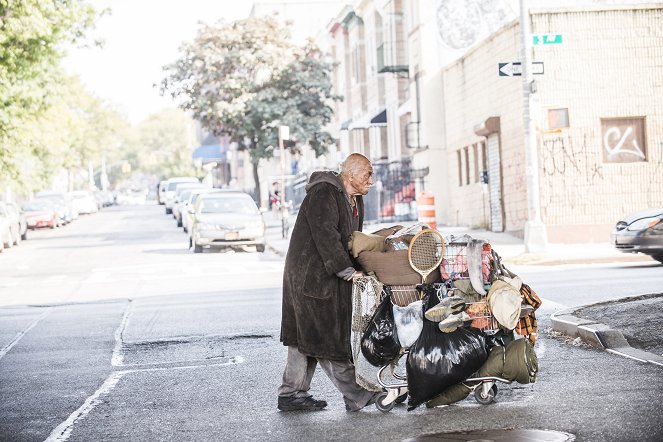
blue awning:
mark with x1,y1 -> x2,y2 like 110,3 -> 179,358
370,109 -> 387,125
192,144 -> 226,162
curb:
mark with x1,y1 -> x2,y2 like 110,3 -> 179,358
550,307 -> 663,367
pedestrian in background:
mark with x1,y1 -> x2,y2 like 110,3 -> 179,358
278,153 -> 376,412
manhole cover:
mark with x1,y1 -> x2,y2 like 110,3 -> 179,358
404,429 -> 575,442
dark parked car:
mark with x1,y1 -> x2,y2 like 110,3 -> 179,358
611,208 -> 663,264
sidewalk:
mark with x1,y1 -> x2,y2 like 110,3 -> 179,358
265,211 -> 653,266
551,293 -> 663,367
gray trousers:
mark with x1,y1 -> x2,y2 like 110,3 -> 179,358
278,346 -> 376,411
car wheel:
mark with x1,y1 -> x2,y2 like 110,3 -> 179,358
165,208 -> 172,215
21,230 -> 27,241
652,254 -> 663,264
193,243 -> 203,253
256,244 -> 266,253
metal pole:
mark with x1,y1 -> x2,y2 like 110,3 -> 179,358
520,0 -> 548,253
278,126 -> 290,239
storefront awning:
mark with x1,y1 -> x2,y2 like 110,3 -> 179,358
348,115 -> 371,130
370,109 -> 387,126
192,144 -> 226,163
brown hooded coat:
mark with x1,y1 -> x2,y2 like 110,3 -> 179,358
280,171 -> 364,360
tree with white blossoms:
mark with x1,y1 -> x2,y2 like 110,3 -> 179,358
161,15 -> 340,202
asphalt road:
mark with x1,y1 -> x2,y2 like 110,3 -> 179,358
1,203 -> 662,441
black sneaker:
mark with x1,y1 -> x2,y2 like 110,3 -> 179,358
278,396 -> 327,411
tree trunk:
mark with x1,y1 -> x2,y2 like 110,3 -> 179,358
252,160 -> 262,206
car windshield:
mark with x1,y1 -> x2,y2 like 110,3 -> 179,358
199,197 -> 257,215
23,201 -> 52,211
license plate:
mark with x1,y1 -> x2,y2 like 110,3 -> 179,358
225,232 -> 239,240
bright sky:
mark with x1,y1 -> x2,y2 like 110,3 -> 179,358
62,0 -> 254,124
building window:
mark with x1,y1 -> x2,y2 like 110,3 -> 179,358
547,108 -> 569,130
457,149 -> 463,186
473,143 -> 480,183
464,146 -> 470,185
601,117 -> 647,163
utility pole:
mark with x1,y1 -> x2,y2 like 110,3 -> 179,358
520,0 -> 548,253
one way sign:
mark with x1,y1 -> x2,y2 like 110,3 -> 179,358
498,62 -> 545,76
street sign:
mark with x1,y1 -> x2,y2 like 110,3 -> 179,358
532,33 -> 563,45
498,62 -> 544,77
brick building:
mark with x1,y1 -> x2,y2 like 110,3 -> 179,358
439,3 -> 663,241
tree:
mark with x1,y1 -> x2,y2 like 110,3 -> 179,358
133,109 -> 198,179
0,0 -> 97,182
161,16 -> 340,202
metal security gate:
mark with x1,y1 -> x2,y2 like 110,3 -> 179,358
487,133 -> 504,232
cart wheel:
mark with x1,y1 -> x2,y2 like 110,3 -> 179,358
374,392 -> 395,413
474,384 -> 497,405
395,392 -> 407,404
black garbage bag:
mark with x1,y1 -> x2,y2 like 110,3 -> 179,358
361,294 -> 401,367
406,295 -> 488,410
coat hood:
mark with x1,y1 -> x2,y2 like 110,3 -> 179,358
305,171 -> 343,193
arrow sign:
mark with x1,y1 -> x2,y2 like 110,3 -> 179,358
532,33 -> 563,45
498,62 -> 544,77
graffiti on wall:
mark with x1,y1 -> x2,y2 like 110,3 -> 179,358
601,117 -> 647,163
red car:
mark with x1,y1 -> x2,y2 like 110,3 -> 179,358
22,200 -> 58,229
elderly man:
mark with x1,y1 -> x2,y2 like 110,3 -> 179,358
278,153 -> 376,412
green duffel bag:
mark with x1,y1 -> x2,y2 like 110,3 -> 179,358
502,337 -> 538,384
425,382 -> 472,407
477,345 -> 506,378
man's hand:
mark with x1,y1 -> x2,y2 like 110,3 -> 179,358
351,271 -> 365,281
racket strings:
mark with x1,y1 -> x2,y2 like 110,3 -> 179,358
410,232 -> 443,271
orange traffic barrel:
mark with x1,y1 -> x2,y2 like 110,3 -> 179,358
417,192 -> 437,229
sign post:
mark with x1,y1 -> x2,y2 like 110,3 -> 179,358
520,0 -> 548,252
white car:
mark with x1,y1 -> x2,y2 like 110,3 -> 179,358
189,191 -> 266,253
163,177 -> 199,214
182,188 -> 223,233
69,191 -> 99,215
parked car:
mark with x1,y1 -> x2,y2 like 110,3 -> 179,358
163,177 -> 199,214
172,183 -> 207,226
22,200 -> 58,230
182,188 -> 223,233
189,191 -> 266,253
0,204 -> 14,252
35,191 -> 77,223
157,180 -> 168,205
94,190 -> 115,208
0,202 -> 22,246
3,201 -> 27,242
611,208 -> 663,264
69,190 -> 99,215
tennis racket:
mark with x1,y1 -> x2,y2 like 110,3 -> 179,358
407,229 -> 445,285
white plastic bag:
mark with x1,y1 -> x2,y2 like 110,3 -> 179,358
392,299 -> 424,348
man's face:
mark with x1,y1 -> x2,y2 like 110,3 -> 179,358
351,162 -> 374,195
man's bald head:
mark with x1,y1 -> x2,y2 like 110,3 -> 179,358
340,153 -> 371,176
339,153 -> 374,196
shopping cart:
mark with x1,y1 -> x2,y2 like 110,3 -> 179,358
367,236 -> 518,411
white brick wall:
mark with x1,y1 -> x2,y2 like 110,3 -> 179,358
438,6 -> 663,240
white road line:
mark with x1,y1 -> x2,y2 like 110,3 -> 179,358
111,301 -> 133,367
0,309 -> 51,361
45,371 -> 125,442
44,357 -> 244,442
